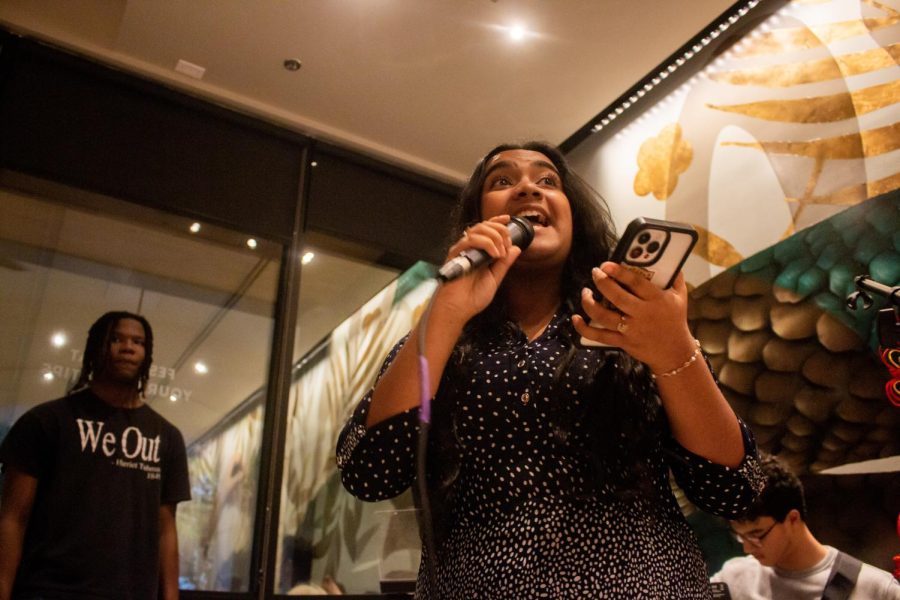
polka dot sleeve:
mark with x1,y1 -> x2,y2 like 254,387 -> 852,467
335,337 -> 421,502
666,418 -> 765,519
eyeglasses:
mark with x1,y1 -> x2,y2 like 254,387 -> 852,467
731,521 -> 779,547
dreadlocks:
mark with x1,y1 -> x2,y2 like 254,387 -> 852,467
73,311 -> 154,396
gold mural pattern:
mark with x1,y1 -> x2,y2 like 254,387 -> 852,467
708,0 -> 899,231
723,122 -> 900,160
640,0 -> 900,264
788,171 -> 900,206
633,123 -> 693,200
706,80 -> 898,123
691,224 -> 744,269
734,1 -> 899,57
711,43 -> 900,87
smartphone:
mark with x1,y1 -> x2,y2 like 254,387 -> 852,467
580,217 -> 698,348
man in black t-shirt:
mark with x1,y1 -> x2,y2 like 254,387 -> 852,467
0,311 -> 191,600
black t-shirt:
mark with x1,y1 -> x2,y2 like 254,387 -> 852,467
0,388 -> 191,600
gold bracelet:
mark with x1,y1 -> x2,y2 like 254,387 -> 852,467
653,338 -> 702,378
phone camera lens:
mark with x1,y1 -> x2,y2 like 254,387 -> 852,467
647,241 -> 660,253
629,247 -> 643,259
638,232 -> 651,244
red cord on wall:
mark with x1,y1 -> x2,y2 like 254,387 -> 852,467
882,348 -> 900,408
894,512 -> 899,580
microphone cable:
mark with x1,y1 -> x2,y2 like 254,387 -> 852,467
416,282 -> 441,596
414,219 -> 532,596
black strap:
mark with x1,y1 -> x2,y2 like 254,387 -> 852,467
822,551 -> 863,600
710,581 -> 732,599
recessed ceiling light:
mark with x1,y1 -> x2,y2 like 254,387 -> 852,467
169,394 -> 178,402
194,361 -> 209,375
42,372 -> 54,382
247,238 -> 258,249
190,222 -> 201,233
283,58 -> 302,71
302,251 -> 314,265
508,24 -> 527,41
50,332 -> 67,348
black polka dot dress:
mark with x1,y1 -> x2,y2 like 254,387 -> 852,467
337,311 -> 764,599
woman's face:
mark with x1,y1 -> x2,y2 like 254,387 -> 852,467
480,149 -> 573,270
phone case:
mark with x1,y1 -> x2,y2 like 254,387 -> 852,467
580,217 -> 698,348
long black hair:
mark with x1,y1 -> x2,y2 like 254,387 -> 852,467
73,311 -> 154,396
427,142 -> 662,539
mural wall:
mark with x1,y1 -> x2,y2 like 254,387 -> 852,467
177,263 -> 436,594
688,193 -> 899,568
179,406 -> 263,590
277,263 -> 436,594
569,0 -> 899,285
568,0 -> 900,571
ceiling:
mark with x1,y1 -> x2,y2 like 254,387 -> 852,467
0,0 -> 739,184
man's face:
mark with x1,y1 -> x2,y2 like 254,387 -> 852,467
100,318 -> 146,384
729,516 -> 788,567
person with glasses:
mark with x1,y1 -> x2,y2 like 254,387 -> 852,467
711,453 -> 899,599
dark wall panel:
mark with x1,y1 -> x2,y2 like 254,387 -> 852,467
307,148 -> 458,265
0,35 -> 303,242
0,31 -> 461,262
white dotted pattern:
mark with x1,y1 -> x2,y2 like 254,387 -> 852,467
337,311 -> 763,598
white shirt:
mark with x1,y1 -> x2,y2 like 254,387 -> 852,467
711,546 -> 900,599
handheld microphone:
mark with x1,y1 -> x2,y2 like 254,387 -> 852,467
437,216 -> 535,282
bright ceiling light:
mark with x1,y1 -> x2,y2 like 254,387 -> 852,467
194,361 -> 209,375
247,238 -> 258,249
190,222 -> 201,233
508,24 -> 527,42
301,251 -> 314,265
42,372 -> 54,382
51,332 -> 67,348
169,394 -> 178,402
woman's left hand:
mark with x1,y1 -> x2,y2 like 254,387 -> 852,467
572,262 -> 697,374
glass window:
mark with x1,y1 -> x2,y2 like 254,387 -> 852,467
276,243 -> 437,595
0,184 -> 280,592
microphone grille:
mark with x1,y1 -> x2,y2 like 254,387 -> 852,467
508,216 -> 535,249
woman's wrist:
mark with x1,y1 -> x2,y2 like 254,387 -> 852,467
427,294 -> 471,337
650,338 -> 702,379
432,285 -> 484,329
644,327 -> 699,375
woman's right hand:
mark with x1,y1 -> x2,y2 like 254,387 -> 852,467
364,215 -> 523,428
433,215 -> 522,326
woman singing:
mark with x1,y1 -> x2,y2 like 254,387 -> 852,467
336,142 -> 763,598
